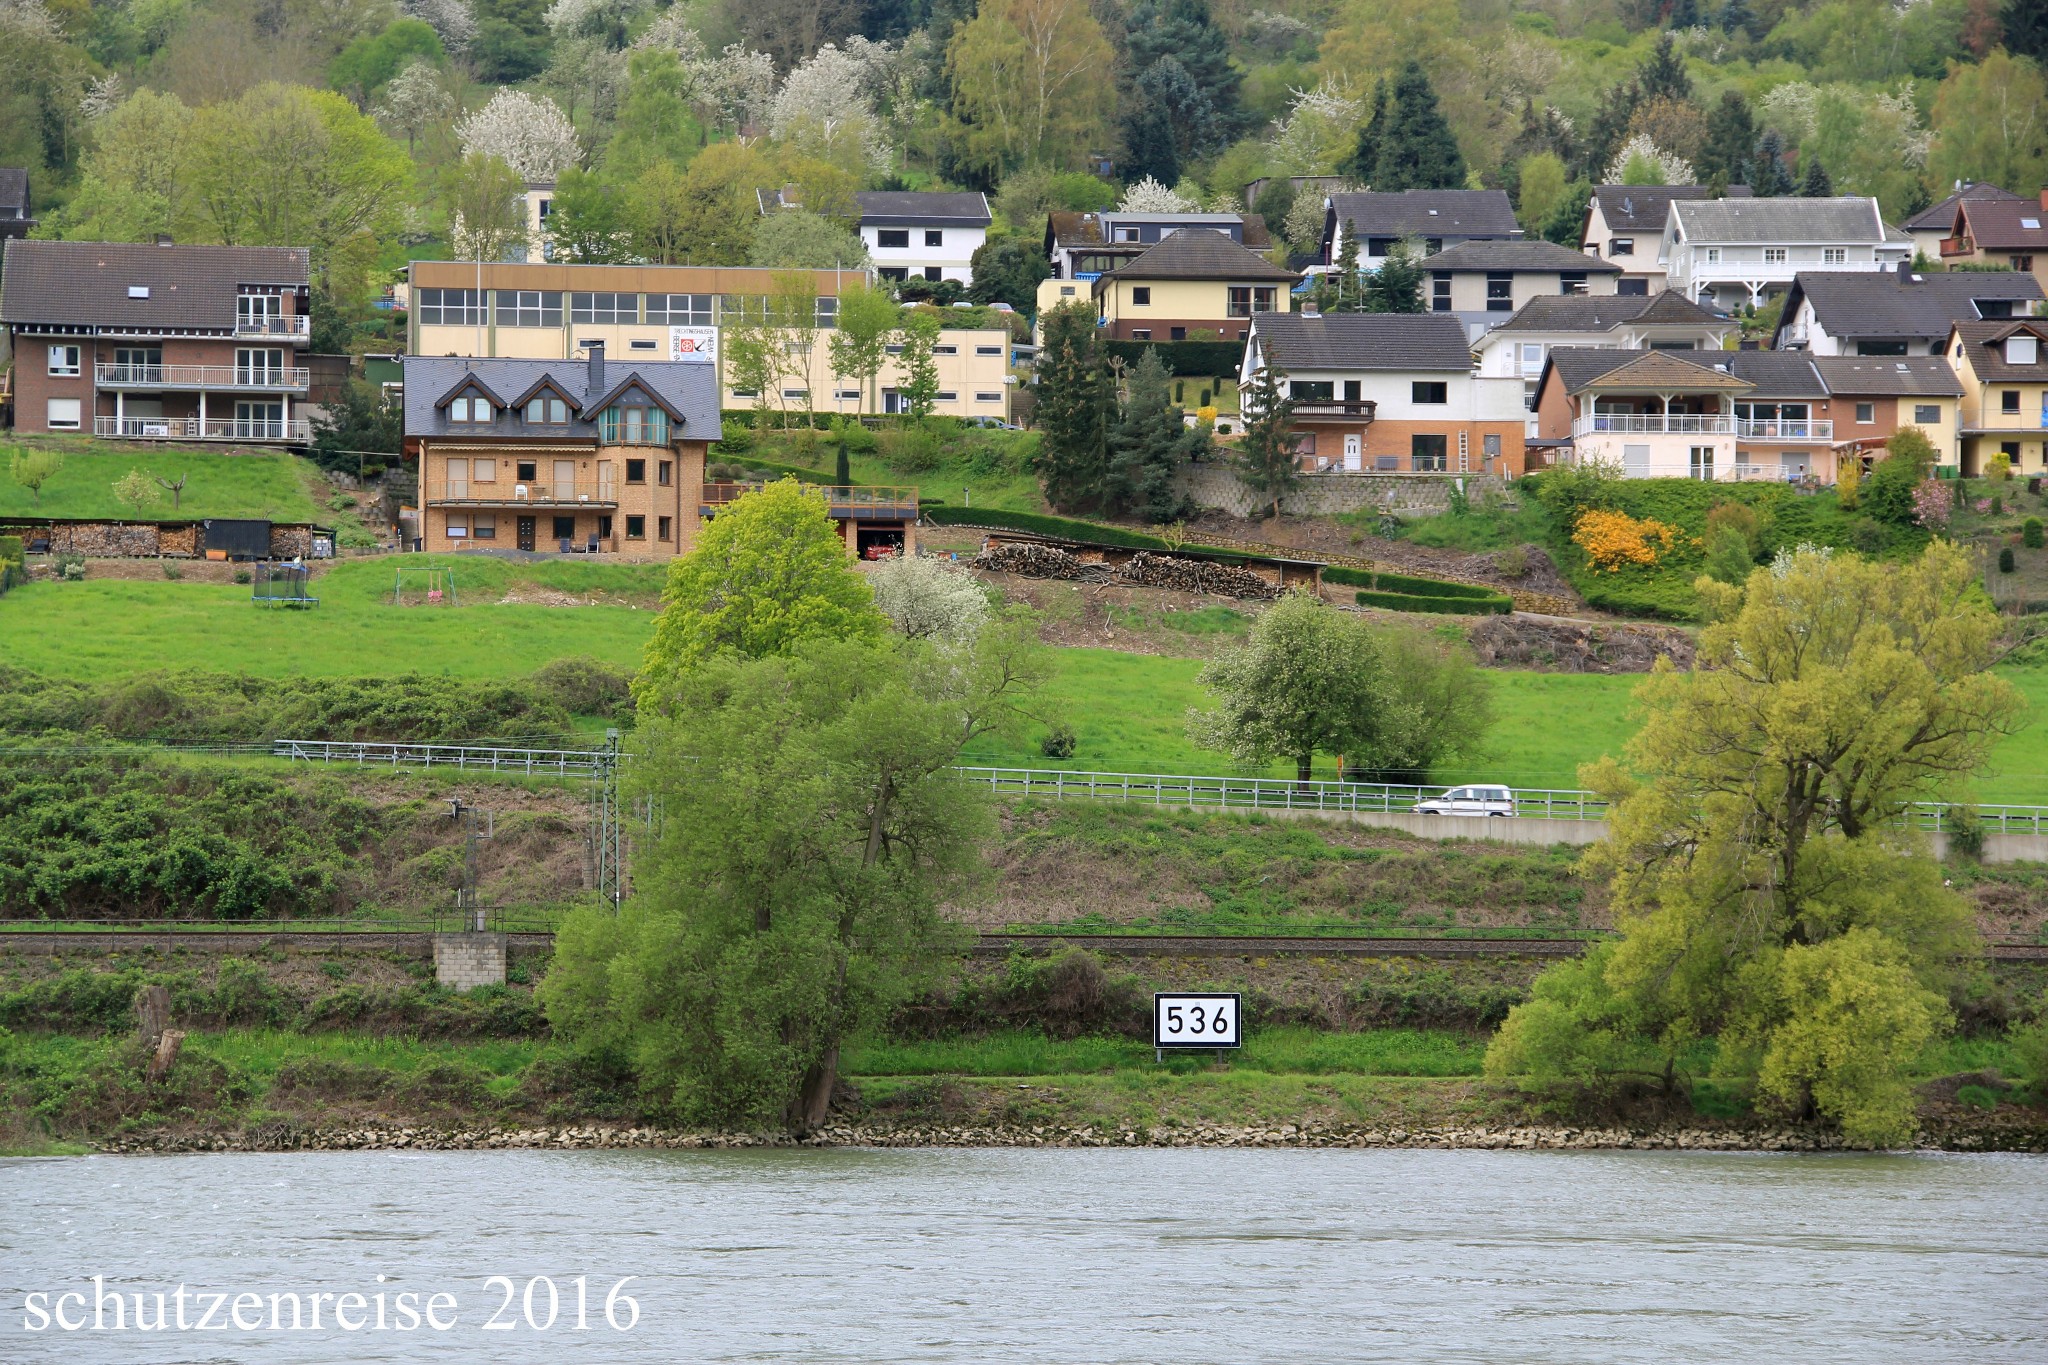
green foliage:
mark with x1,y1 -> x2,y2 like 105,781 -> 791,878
1107,349 -> 1200,523
966,237 -> 1051,312
896,311 -> 944,422
1034,302 -> 1117,511
9,447 -> 64,505
309,380 -> 402,476
328,19 -> 444,103
635,480 -> 887,713
1100,340 -> 1245,376
2028,519 -> 2044,550
2000,546 -> 2016,574
1233,363 -> 1300,518
1354,589 -> 1512,615
749,210 -> 869,270
1322,565 -> 1511,604
1864,433 -> 1937,526
1365,59 -> 1466,191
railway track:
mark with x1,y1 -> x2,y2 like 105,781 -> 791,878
4,928 -> 2045,962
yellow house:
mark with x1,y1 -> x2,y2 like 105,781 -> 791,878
1947,319 -> 2048,475
407,260 -> 1015,421
1092,229 -> 1299,342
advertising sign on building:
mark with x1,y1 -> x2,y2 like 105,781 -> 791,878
669,327 -> 718,364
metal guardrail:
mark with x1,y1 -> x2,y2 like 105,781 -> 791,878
271,739 -> 615,778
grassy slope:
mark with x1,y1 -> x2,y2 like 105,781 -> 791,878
0,444 -> 324,522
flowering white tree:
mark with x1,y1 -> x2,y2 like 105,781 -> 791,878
0,0 -> 60,39
870,555 -> 993,642
456,89 -> 581,181
1268,83 -> 1361,175
696,42 -> 777,134
377,58 -> 455,155
402,0 -> 476,49
543,0 -> 649,41
769,43 -> 891,173
1604,134 -> 1695,186
79,72 -> 123,120
1118,176 -> 1195,213
1283,189 -> 1329,249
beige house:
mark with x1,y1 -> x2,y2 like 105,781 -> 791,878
1579,186 -> 1746,295
1421,238 -> 1621,342
406,260 -> 1015,421
1948,318 -> 2048,475
1092,229 -> 1299,341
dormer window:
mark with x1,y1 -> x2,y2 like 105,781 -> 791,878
2008,335 -> 2039,365
525,396 -> 569,424
599,404 -> 668,444
449,395 -> 493,423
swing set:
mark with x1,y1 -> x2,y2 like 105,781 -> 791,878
391,566 -> 458,607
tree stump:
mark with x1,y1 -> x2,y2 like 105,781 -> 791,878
148,1031 -> 186,1082
134,984 -> 171,1050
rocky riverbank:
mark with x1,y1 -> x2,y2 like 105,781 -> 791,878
89,1115 -> 2048,1156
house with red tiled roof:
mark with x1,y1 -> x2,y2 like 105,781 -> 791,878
1932,190 -> 2048,293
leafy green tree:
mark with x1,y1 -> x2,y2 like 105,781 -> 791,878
112,469 -> 162,517
634,479 -> 888,711
545,628 -> 1041,1128
439,152 -> 529,261
946,0 -> 1117,177
1033,301 -> 1116,510
1862,428 -> 1937,526
1371,60 -> 1466,191
828,282 -> 901,414
896,311 -> 944,422
604,49 -> 705,181
329,18 -> 445,107
1928,51 -> 2048,197
1368,623 -> 1494,781
642,141 -> 771,266
1486,543 -> 2023,1147
749,211 -> 870,269
966,237 -> 1051,311
548,168 -> 627,263
1516,153 -> 1569,238
1107,348 -> 1197,522
9,448 -> 64,505
1188,592 -> 1393,783
1541,180 -> 1594,247
1232,362 -> 1300,519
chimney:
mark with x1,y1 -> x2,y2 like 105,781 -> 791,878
2040,184 -> 2048,212
1898,259 -> 1912,280
587,340 -> 605,393
154,233 -> 173,247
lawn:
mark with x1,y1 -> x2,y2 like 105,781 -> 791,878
1,441 -> 325,522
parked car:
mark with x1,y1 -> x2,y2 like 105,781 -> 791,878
1412,784 -> 1515,817
966,416 -> 1021,430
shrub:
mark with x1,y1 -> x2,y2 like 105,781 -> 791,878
1989,452 -> 2012,482
233,569 -> 251,584
879,423 -> 945,473
840,421 -> 878,453
1836,458 -> 1861,509
1571,508 -> 1682,572
1703,500 -> 1764,556
1848,518 -> 1886,555
1355,589 -> 1512,615
2000,546 -> 2016,573
1039,721 -> 1078,759
161,563 -> 183,580
1494,545 -> 1529,579
1993,495 -> 2005,517
531,657 -> 632,716
2027,519 -> 2044,549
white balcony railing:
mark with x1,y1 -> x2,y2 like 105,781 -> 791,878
1735,418 -> 1832,442
1574,414 -> 1733,436
94,415 -> 311,443
234,315 -> 312,338
96,363 -> 310,390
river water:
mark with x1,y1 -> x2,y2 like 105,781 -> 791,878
4,1148 -> 2044,1362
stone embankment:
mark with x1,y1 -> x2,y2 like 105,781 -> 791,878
92,1118 -> 2048,1155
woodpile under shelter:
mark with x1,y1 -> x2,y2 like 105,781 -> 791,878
0,516 -> 336,560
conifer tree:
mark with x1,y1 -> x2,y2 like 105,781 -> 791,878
1347,79 -> 1389,184
1752,128 -> 1792,196
1698,90 -> 1756,188
1032,303 -> 1117,511
1363,244 -> 1426,313
1108,349 -> 1198,522
1372,61 -> 1466,192
1233,364 -> 1300,519
1798,153 -> 1833,197
1332,224 -> 1363,313
1636,33 -> 1693,104
1720,0 -> 1755,36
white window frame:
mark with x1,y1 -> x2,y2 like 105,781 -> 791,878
48,344 -> 81,377
1822,248 -> 1846,265
1763,247 -> 1788,265
46,397 -> 81,429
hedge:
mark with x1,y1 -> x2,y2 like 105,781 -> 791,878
1355,588 -> 1512,615
0,535 -> 20,595
1102,339 -> 1245,376
703,455 -> 837,485
1321,564 -> 1507,602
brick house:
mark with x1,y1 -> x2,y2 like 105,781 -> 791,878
1241,312 -> 1527,476
1092,229 -> 1300,342
2,239 -> 311,443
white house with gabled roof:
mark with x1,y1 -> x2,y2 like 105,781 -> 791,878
1660,196 -> 1910,312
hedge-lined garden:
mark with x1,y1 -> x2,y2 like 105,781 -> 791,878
1323,566 -> 1513,616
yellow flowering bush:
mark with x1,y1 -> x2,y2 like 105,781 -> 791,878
1572,508 -> 1682,573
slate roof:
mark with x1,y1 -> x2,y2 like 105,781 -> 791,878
1778,268 -> 2044,342
1251,312 -> 1474,372
1045,211 -> 1271,252
1326,190 -> 1520,238
855,191 -> 991,226
1670,197 -> 1889,244
1421,239 -> 1622,273
1544,347 -> 1750,394
0,168 -> 27,214
402,354 -> 722,442
1955,198 -> 2048,251
1951,320 -> 2048,381
1492,290 -> 1724,334
0,240 -> 308,330
1096,229 -> 1299,284
1724,351 -> 1827,398
1810,356 -> 1964,397
1589,184 -> 1749,236
1903,182 -> 2023,232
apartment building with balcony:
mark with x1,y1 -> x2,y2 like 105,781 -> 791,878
857,191 -> 990,285
406,260 -> 1014,421
1036,209 -> 1272,325
2,239 -> 311,443
1772,264 -> 2042,356
1810,355 -> 1964,473
1474,291 -> 1733,426
1929,188 -> 2048,293
1579,185 -> 1748,295
1660,197 -> 1910,311
1947,318 -> 2048,475
1533,349 -> 1750,478
1240,312 -> 1527,476
1723,351 -> 1833,481
1420,238 -> 1622,342
1091,229 -> 1299,342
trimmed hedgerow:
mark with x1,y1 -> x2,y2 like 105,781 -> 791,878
1354,589 -> 1512,615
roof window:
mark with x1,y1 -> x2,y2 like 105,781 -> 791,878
127,286 -> 150,299
2023,217 -> 2041,230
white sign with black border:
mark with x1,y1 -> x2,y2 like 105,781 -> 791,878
1153,992 -> 1242,1049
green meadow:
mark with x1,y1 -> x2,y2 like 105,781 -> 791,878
1,443 -> 324,522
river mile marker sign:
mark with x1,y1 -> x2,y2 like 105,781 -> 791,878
1154,992 -> 1242,1049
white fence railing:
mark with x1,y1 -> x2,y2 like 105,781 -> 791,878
97,363 -> 310,390
1574,415 -> 1734,436
1735,418 -> 1832,442
235,315 -> 312,338
94,416 -> 311,442
271,739 -> 615,778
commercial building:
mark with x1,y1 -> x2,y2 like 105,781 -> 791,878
2,239 -> 312,443
405,260 -> 1014,421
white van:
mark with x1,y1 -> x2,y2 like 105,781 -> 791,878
1412,784 -> 1515,817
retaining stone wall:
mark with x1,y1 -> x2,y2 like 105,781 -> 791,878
1179,465 -> 1509,520
433,932 -> 507,991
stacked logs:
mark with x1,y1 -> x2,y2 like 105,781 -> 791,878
973,542 -> 1283,599
973,542 -> 1113,583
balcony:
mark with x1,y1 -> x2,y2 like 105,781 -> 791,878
1573,414 -> 1733,436
97,363 -> 310,391
1291,400 -> 1379,421
1940,236 -> 1974,259
95,415 -> 310,442
429,480 -> 617,508
701,483 -> 920,520
1735,418 -> 1832,443
234,314 -> 312,339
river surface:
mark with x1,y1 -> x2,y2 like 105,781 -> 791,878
3,1148 -> 2044,1362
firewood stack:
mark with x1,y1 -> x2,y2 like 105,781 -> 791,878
1119,552 -> 1282,599
973,542 -> 1114,583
